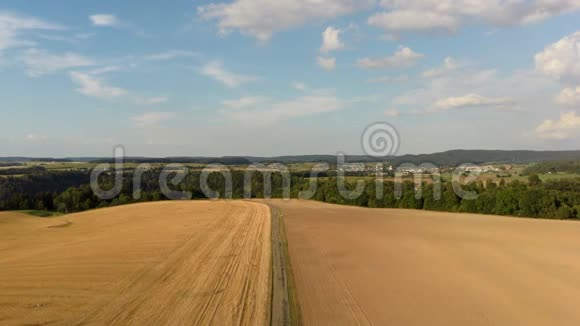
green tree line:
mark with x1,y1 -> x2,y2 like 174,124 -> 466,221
1,169 -> 579,219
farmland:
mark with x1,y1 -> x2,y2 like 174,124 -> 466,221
268,199 -> 580,325
0,201 -> 271,325
4,199 -> 580,325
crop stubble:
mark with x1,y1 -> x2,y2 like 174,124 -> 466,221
0,201 -> 271,325
269,199 -> 580,326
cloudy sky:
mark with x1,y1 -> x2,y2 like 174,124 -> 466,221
1,0 -> 579,157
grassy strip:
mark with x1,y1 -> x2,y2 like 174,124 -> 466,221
12,210 -> 64,218
277,208 -> 303,326
268,205 -> 302,326
269,207 -> 290,325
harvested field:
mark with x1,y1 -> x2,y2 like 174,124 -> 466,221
268,199 -> 580,326
0,201 -> 271,325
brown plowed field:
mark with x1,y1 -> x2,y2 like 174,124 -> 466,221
268,199 -> 580,326
0,201 -> 271,325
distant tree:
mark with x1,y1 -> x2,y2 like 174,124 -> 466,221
486,179 -> 497,190
518,189 -> 543,217
556,205 -> 573,219
574,206 -> 580,219
443,183 -> 460,211
499,178 -> 506,188
528,174 -> 542,186
460,196 -> 478,213
496,189 -> 519,216
475,192 -> 497,215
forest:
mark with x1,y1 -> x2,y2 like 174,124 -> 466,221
523,160 -> 580,175
1,167 -> 579,220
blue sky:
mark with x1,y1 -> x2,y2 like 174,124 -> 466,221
1,0 -> 579,157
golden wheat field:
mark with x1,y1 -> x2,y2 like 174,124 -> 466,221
267,199 -> 580,326
4,199 -> 580,326
0,201 -> 271,325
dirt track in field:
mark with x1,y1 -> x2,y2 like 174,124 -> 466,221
268,199 -> 580,326
0,201 -> 271,326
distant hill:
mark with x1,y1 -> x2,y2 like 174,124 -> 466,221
88,157 -> 253,165
0,157 -> 73,163
389,150 -> 580,166
247,150 -> 580,166
2,150 -> 580,167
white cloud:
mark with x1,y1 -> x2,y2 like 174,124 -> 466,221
366,75 -> 409,83
223,93 -> 348,125
25,133 -> 47,142
370,0 -> 580,35
292,81 -> 308,91
0,12 -> 63,51
392,68 -> 541,109
200,61 -> 256,88
535,31 -> 580,83
556,86 -> 580,106
422,57 -> 460,78
132,112 -> 176,128
386,69 -> 568,157
75,33 -> 94,40
536,111 -> 580,139
89,14 -> 147,36
357,46 -> 423,69
222,96 -> 268,109
89,65 -> 124,75
198,0 -> 374,41
69,67 -> 167,103
22,48 -> 94,77
369,10 -> 458,34
317,56 -> 336,71
135,96 -> 169,105
433,94 -> 515,111
90,14 -> 120,27
69,71 -> 127,99
320,26 -> 344,53
35,32 -> 94,44
384,108 -> 400,117
145,50 -> 198,61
